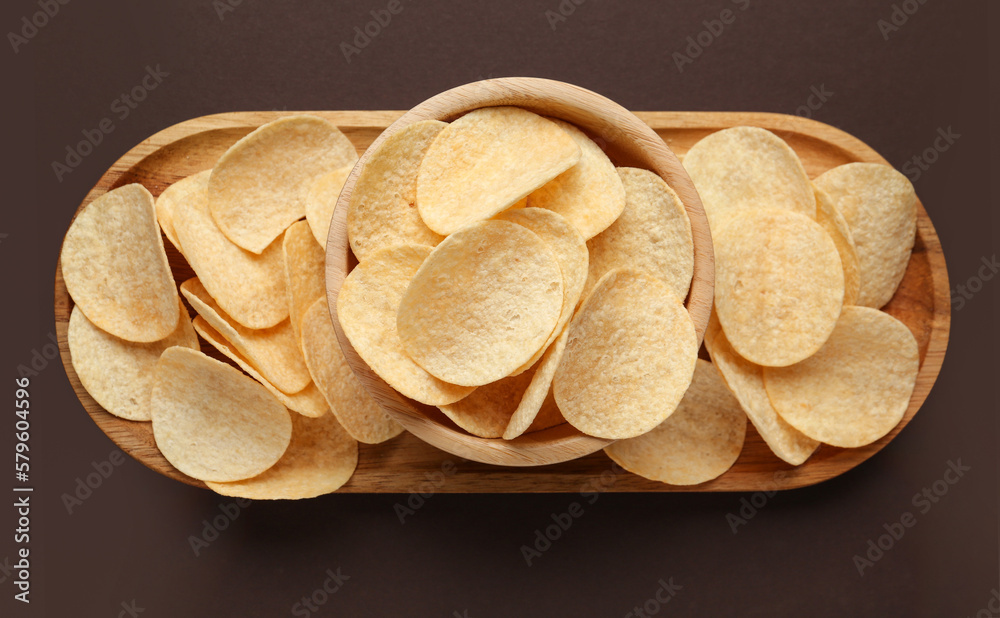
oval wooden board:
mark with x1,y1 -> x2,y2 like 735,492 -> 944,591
55,110 -> 949,493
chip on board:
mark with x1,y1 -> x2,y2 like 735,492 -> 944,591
150,347 -> 292,482
813,186 -> 861,306
283,221 -> 326,346
605,359 -> 747,485
305,165 -> 352,246
397,221 -> 564,386
206,410 -> 358,499
209,115 -> 358,253
180,278 -> 311,395
300,298 -> 404,444
61,183 -> 179,342
68,301 -> 199,421
813,163 -> 917,309
526,118 -> 626,239
347,119 -> 446,260
762,306 -> 919,448
170,170 -> 289,329
714,209 -> 845,367
416,107 -> 581,234
337,244 -> 475,405
154,176 -> 195,255
553,269 -> 698,439
584,167 -> 694,302
683,126 -> 816,230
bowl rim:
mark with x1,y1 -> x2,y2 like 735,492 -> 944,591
324,77 -> 714,467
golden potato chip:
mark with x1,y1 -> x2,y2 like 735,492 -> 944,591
206,411 -> 357,499
495,208 -> 587,375
61,183 -> 179,342
683,126 -> 816,230
813,163 -> 917,308
526,118 -> 625,239
180,278 -> 311,395
337,245 -> 474,405
553,269 -> 698,439
438,369 -> 534,438
416,107 -> 581,234
171,170 -> 288,329
714,209 -> 844,367
705,315 -> 818,465
301,298 -> 404,444
283,221 -> 326,347
192,317 -> 329,418
68,301 -> 199,421
151,347 -> 292,482
305,165 -> 352,246
527,388 -> 565,433
813,186 -> 861,306
347,120 -> 446,260
584,167 -> 694,302
209,115 -> 358,253
605,359 -> 746,485
154,177 -> 194,255
397,221 -> 564,386
762,306 -> 919,448
502,327 -> 570,440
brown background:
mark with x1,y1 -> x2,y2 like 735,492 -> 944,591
2,0 -> 997,616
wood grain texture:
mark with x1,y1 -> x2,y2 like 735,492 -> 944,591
55,105 -> 949,493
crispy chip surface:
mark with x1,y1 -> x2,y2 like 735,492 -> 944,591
283,221 -> 326,347
305,165 -> 352,246
605,359 -> 746,485
151,347 -> 292,482
301,298 -> 404,444
181,278 -> 311,395
171,170 -> 288,329
683,126 -> 816,230
155,176 -> 194,255
502,327 -> 570,440
337,244 -> 474,405
438,370 -> 534,438
714,209 -> 844,367
527,118 -> 625,239
705,314 -> 818,465
206,411 -> 358,499
347,120 -> 446,260
397,221 -> 564,386
416,107 -> 580,234
68,301 -> 199,421
584,167 -> 694,302
61,183 -> 179,342
209,115 -> 358,253
814,186 -> 861,306
553,269 -> 698,439
762,306 -> 919,448
813,163 -> 917,308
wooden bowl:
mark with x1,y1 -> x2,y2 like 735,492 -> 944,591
324,78 -> 715,467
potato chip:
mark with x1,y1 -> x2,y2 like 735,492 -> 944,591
683,126 -> 816,230
705,315 -> 818,465
553,269 -> 698,439
206,411 -> 358,499
151,347 -> 292,482
283,221 -> 326,347
300,298 -> 404,444
503,327 -> 570,440
305,165 -> 352,246
192,317 -> 329,418
209,115 -> 358,253
154,176 -> 195,255
180,278 -> 311,395
583,167 -> 694,302
527,388 -> 565,433
61,183 -> 179,342
813,186 -> 861,306
813,163 -> 917,308
347,120 -> 446,260
397,221 -> 564,386
714,209 -> 844,367
438,369 -> 534,438
526,118 -> 625,239
337,244 -> 475,405
416,107 -> 581,234
68,301 -> 199,421
171,170 -> 288,329
495,208 -> 587,375
605,359 -> 746,485
762,306 -> 919,448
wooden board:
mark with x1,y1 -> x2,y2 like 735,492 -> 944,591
54,110 -> 950,493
